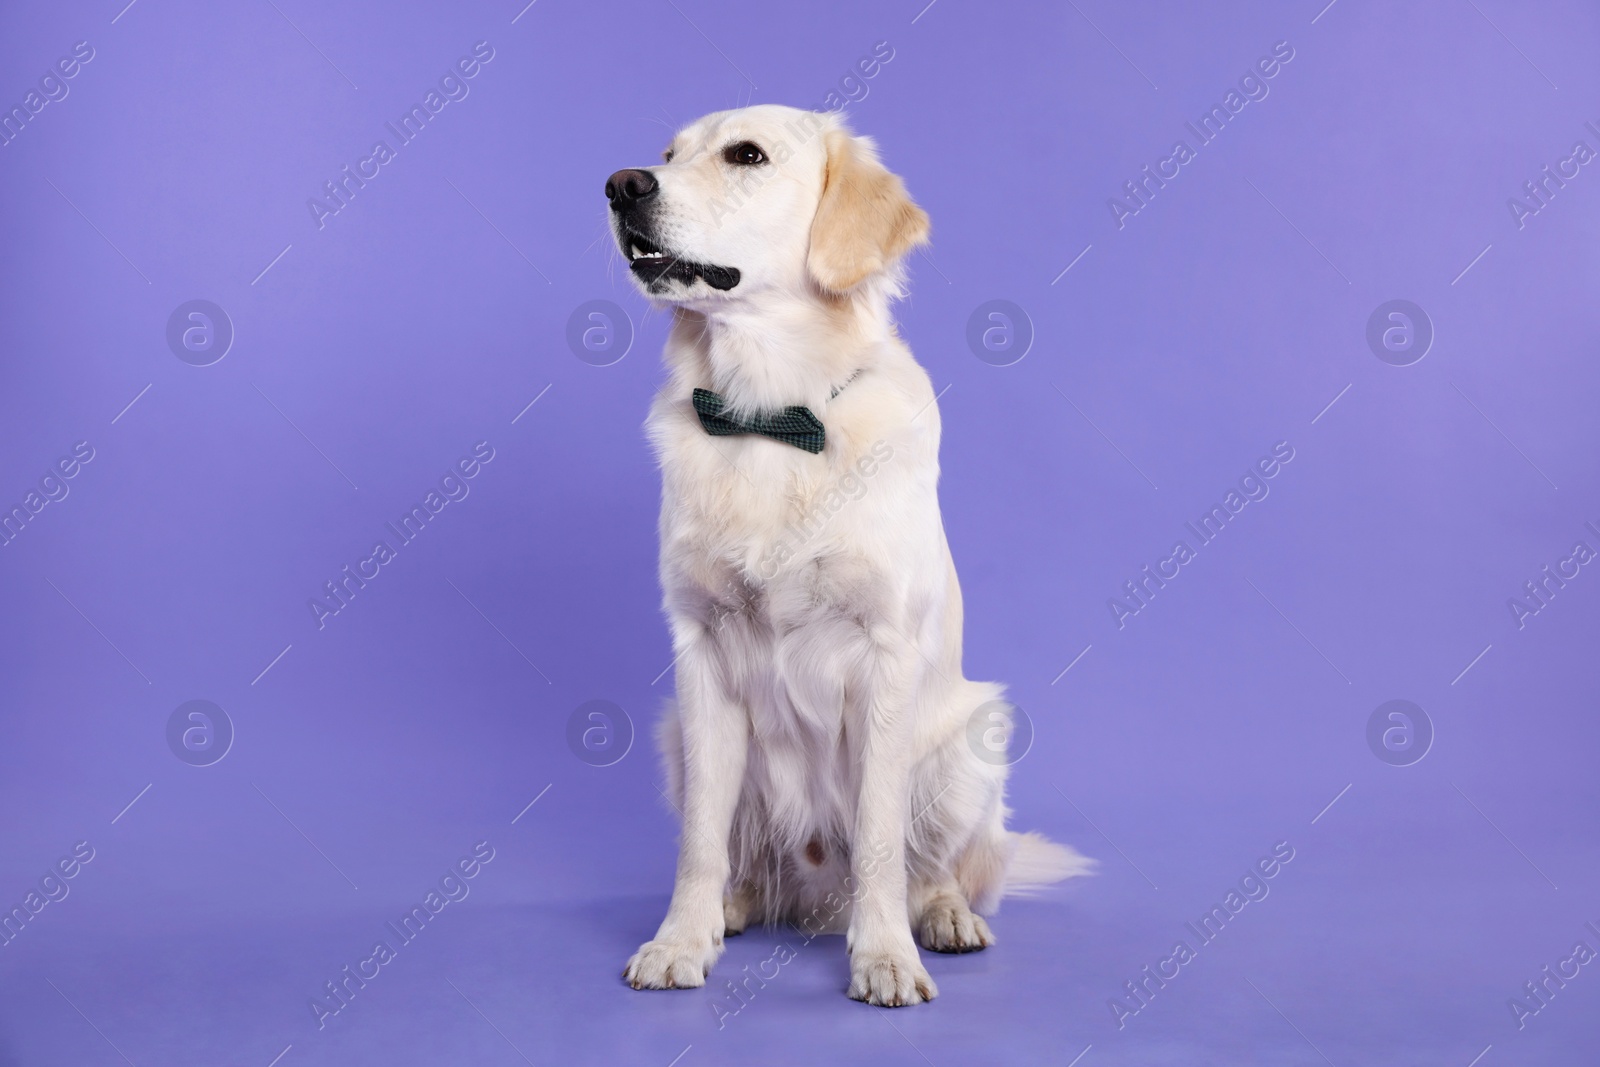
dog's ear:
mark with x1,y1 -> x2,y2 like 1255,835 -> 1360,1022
807,127 -> 930,294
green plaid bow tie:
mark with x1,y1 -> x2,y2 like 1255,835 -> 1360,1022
692,388 -> 826,454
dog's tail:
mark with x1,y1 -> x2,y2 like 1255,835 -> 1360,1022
1004,831 -> 1097,896
960,825 -> 1096,913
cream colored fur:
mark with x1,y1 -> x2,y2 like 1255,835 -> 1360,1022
613,105 -> 1092,1007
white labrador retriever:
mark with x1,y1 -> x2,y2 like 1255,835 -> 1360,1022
607,104 -> 1090,1006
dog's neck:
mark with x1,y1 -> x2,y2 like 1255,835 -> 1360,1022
666,284 -> 894,416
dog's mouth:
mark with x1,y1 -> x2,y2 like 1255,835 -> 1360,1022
621,229 -> 741,292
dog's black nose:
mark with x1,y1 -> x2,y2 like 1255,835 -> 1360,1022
605,168 -> 658,205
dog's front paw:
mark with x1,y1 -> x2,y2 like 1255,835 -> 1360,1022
623,936 -> 720,990
848,949 -> 937,1006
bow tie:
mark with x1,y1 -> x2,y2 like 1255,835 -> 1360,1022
691,388 -> 827,454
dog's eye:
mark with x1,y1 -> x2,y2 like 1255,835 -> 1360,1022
723,141 -> 767,166
663,148 -> 675,163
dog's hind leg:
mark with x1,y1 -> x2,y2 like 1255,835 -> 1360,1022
911,876 -> 994,953
723,881 -> 760,936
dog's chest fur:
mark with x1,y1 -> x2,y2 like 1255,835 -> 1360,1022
658,407 -> 892,697
649,381 -> 928,851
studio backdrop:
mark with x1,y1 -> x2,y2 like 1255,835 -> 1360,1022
0,1 -> 1596,1064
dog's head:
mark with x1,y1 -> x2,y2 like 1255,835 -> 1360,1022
606,105 -> 929,306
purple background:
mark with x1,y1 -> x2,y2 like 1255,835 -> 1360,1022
1,0 -> 1597,1063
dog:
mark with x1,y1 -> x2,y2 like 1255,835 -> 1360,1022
606,104 -> 1091,1007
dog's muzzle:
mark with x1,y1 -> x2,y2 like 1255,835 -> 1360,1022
605,167 -> 741,292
